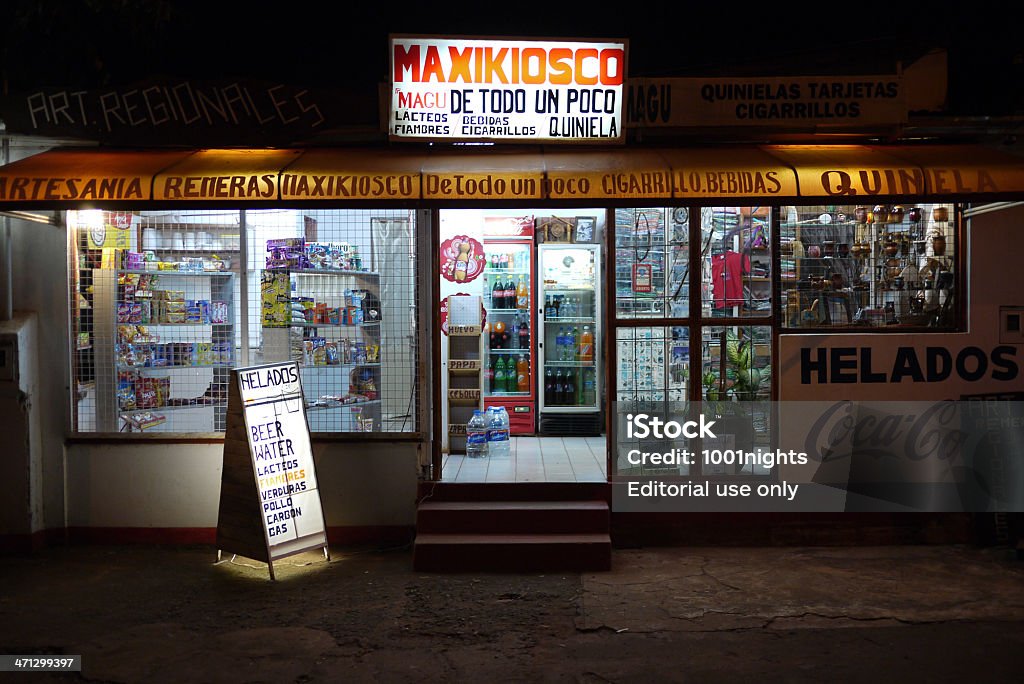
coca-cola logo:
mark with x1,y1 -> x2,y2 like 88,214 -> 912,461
802,400 -> 967,465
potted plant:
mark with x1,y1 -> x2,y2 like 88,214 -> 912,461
701,330 -> 771,470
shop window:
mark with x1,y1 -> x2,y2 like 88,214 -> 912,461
614,325 -> 691,476
69,209 -> 420,435
613,207 -> 690,319
780,203 -> 958,329
700,206 -> 772,319
700,325 -> 772,476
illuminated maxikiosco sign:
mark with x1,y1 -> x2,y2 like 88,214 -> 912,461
389,36 -> 626,143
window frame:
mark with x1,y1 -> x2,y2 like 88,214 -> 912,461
67,207 -> 427,441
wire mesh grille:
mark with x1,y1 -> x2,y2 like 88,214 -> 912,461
614,326 -> 692,476
69,208 -> 419,434
613,207 -> 691,319
778,203 -> 957,328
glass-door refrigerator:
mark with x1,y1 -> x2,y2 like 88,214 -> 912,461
482,218 -> 536,435
537,244 -> 602,435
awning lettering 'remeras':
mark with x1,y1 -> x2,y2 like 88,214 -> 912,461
0,144 -> 1021,205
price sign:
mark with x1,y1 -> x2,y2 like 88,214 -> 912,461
217,363 -> 329,579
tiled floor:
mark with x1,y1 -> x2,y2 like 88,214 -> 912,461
442,435 -> 607,483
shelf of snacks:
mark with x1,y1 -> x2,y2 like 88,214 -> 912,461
95,260 -> 235,433
260,236 -> 385,433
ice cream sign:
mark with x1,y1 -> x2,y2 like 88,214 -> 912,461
389,36 -> 627,143
235,363 -> 326,563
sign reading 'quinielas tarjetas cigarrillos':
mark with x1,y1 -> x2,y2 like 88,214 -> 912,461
389,36 -> 627,143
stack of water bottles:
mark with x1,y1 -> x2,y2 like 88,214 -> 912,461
486,406 -> 511,457
466,409 -> 488,458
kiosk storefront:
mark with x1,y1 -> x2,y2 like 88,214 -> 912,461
1,35 -> 1023,550
2,141 -> 1023,547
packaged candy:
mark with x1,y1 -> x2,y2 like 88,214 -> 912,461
266,237 -> 306,269
306,242 -> 329,269
124,251 -> 145,270
325,342 -> 339,365
196,342 -> 213,365
117,374 -> 137,410
117,303 -> 131,322
312,345 -> 327,367
136,377 -> 159,409
185,305 -> 203,323
210,301 -> 228,324
156,378 -> 171,407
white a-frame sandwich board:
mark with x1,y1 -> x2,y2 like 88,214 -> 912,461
216,362 -> 328,579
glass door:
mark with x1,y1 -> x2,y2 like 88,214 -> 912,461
538,244 -> 601,416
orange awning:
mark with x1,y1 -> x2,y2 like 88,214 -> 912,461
543,149 -> 671,199
762,145 -> 925,198
152,149 -> 302,201
0,148 -> 191,203
879,145 -> 1024,196
1,144 -> 1022,205
420,147 -> 545,200
279,148 -> 422,201
659,147 -> 800,199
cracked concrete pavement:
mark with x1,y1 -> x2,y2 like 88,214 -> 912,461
1,543 -> 1023,682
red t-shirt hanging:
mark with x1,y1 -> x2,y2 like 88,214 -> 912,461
711,250 -> 750,309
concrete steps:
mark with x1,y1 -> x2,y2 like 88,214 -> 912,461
413,484 -> 611,572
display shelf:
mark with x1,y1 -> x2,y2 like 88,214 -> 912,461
95,268 -> 235,433
306,399 -> 381,411
544,361 -> 597,368
445,296 -> 484,454
287,321 -> 380,328
117,363 -> 234,371
118,269 -> 232,277
297,362 -> 381,369
120,402 -> 226,416
285,268 -> 380,277
544,316 -> 596,323
484,269 -> 530,277
485,307 -> 528,314
261,263 -> 385,432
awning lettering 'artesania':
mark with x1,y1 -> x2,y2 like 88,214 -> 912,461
0,144 -> 1021,205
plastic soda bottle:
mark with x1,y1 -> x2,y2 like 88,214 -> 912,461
583,368 -> 596,405
516,275 -> 528,309
494,357 -> 507,394
516,355 -> 529,392
579,326 -> 594,362
467,410 -> 488,457
484,358 -> 495,393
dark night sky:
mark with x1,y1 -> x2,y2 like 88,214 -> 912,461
2,0 -> 1022,115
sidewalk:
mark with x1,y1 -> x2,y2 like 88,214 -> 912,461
2,543 -> 1023,682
